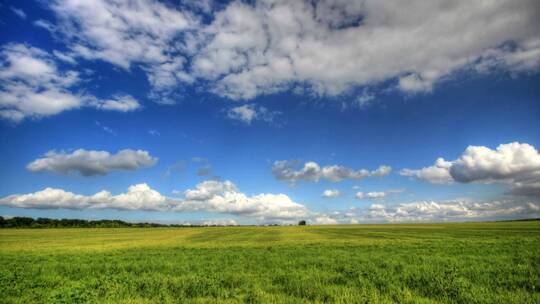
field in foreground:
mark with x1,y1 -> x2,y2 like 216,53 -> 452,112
0,221 -> 539,303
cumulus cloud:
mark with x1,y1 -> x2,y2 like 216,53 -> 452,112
27,149 -> 158,176
355,191 -> 387,200
450,143 -> 540,183
400,158 -> 454,184
41,0 -> 540,103
177,180 -> 309,220
0,183 -> 168,211
371,165 -> 392,177
226,104 -> 280,125
0,43 -> 140,122
322,189 -> 340,198
0,180 -> 309,221
273,160 -> 391,183
401,142 -> 540,197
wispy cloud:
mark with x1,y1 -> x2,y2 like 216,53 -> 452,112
226,104 -> 280,125
148,129 -> 160,136
10,7 -> 26,19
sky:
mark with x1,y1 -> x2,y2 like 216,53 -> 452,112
0,0 -> 539,225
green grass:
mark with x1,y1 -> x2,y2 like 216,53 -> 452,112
0,221 -> 539,303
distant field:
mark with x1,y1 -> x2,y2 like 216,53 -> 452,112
0,221 -> 539,303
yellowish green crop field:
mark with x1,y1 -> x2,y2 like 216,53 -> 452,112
1,221 -> 539,303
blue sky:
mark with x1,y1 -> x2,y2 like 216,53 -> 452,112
1,0 -> 539,224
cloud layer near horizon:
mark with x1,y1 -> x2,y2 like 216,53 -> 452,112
1,181 -> 538,223
0,180 -> 308,221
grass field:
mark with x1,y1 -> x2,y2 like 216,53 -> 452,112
0,221 -> 539,303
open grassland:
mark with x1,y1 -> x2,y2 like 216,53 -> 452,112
0,221 -> 539,303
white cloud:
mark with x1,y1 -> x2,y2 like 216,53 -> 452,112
52,50 -> 77,64
191,0 -> 540,99
226,104 -> 280,125
272,161 -> 391,183
3,181 -> 536,223
201,219 -> 238,226
49,0 -> 196,67
400,158 -> 454,184
148,129 -> 160,136
0,43 -> 83,121
398,74 -> 434,93
0,187 -> 101,210
355,191 -> 387,200
46,0 -> 198,103
42,0 -> 540,102
0,183 -> 167,211
322,189 -> 340,198
94,95 -> 140,112
354,89 -> 375,108
27,149 -> 158,176
33,19 -> 56,33
184,180 -> 236,201
371,165 -> 392,177
0,180 -> 309,221
176,180 -> 309,221
319,199 -> 540,223
401,142 -> 540,197
313,215 -> 338,225
450,142 -> 540,183
227,104 -> 256,124
365,200 -> 540,223
93,184 -> 167,211
10,7 -> 27,19
0,43 -> 140,122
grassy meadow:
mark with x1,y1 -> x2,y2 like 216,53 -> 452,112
0,221 -> 539,303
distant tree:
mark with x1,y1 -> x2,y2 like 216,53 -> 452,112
298,220 -> 307,226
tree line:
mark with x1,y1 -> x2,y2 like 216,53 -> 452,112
0,216 -> 183,228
